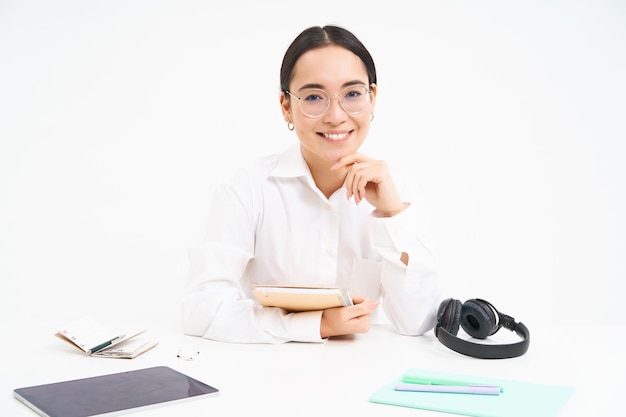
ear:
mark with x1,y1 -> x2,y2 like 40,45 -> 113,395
280,91 -> 292,123
369,83 -> 377,113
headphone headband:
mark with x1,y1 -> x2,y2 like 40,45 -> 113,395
435,320 -> 530,359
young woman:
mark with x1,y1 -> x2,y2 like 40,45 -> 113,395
183,25 -> 442,343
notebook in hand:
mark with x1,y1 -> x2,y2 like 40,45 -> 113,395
252,285 -> 353,312
13,366 -> 219,417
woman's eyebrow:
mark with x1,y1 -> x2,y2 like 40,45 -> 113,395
296,79 -> 367,92
297,83 -> 324,91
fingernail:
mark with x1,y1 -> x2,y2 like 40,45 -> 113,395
368,300 -> 380,309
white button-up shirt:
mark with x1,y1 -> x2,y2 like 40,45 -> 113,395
183,145 -> 442,343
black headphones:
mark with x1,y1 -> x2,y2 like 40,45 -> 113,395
434,298 -> 530,359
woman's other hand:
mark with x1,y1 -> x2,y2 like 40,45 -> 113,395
331,153 -> 405,217
320,296 -> 380,338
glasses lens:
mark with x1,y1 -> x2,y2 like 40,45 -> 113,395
340,85 -> 370,114
299,89 -> 329,117
296,86 -> 370,117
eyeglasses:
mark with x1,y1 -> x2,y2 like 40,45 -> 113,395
285,84 -> 373,118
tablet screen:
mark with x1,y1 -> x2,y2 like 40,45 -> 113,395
13,366 -> 219,417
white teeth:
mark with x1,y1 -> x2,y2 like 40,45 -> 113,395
323,132 -> 348,141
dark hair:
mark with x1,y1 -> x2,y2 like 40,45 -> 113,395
280,25 -> 377,93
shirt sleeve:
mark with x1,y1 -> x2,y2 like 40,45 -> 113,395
368,202 -> 444,336
182,177 -> 325,344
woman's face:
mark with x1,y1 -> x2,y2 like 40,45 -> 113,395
281,45 -> 376,167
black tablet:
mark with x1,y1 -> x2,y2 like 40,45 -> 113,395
13,366 -> 219,417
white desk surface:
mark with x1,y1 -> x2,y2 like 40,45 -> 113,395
2,315 -> 625,417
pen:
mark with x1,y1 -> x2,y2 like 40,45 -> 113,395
394,383 -> 501,396
87,335 -> 125,355
402,375 -> 504,393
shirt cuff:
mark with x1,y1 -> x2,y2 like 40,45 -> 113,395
289,310 -> 325,343
369,202 -> 420,251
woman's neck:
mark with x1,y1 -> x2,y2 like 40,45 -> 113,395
302,151 -> 346,199
309,163 -> 346,199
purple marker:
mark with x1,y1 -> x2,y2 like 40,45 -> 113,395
394,383 -> 501,396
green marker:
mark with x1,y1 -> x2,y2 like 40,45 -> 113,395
401,375 -> 504,393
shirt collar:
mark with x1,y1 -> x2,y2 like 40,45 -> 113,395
270,145 -> 311,179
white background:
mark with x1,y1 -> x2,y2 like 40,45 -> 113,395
1,0 -> 624,332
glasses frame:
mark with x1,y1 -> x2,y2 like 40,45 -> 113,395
285,84 -> 374,118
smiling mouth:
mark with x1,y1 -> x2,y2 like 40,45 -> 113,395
321,131 -> 350,141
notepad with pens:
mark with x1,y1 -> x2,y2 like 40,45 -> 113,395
55,316 -> 158,359
369,368 -> 574,417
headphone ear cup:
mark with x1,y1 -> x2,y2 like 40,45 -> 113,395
437,298 -> 462,336
460,299 -> 498,339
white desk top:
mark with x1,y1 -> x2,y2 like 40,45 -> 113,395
2,316 -> 625,417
